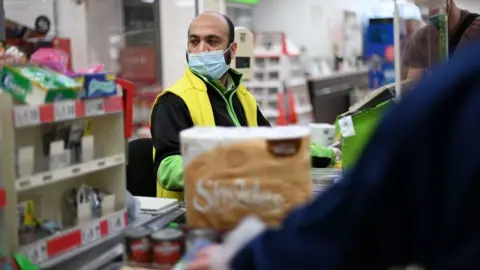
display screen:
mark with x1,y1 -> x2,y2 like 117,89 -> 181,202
235,57 -> 250,68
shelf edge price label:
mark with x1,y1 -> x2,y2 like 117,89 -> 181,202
109,215 -> 124,233
85,99 -> 105,116
24,242 -> 47,264
14,106 -> 40,127
82,223 -> 101,243
54,101 -> 76,121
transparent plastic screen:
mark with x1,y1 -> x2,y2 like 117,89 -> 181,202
108,4 -> 162,138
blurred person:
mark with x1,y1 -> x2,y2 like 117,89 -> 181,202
403,0 -> 479,80
187,41 -> 480,270
150,12 -> 340,200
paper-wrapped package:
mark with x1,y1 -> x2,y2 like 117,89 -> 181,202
181,126 -> 312,231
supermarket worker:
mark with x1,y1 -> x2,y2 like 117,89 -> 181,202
187,41 -> 480,270
403,0 -> 479,80
150,12 -> 338,199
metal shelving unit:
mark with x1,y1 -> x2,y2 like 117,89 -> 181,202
243,32 -> 314,125
0,93 -> 128,266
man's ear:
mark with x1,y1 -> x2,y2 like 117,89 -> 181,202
230,42 -> 238,59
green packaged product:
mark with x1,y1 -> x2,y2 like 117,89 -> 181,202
337,83 -> 397,170
0,65 -> 82,105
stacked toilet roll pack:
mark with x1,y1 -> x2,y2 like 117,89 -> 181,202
180,126 -> 312,231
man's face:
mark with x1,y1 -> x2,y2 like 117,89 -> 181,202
188,14 -> 234,54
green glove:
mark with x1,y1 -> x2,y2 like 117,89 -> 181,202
310,143 -> 336,168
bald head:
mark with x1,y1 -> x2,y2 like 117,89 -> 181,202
187,12 -> 236,53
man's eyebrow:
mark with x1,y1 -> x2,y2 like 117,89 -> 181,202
188,34 -> 221,40
206,34 -> 221,39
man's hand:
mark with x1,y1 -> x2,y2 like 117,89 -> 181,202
185,245 -> 224,270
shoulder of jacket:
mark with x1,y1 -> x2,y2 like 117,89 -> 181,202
155,92 -> 188,108
164,76 -> 198,94
461,15 -> 480,39
237,83 -> 252,94
414,24 -> 435,39
469,15 -> 480,27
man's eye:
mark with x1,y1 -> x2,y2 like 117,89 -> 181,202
189,40 -> 198,45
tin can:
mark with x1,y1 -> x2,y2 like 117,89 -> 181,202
187,228 -> 219,252
125,226 -> 151,263
151,228 -> 184,265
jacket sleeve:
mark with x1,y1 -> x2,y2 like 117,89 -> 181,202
256,106 -> 271,127
151,93 -> 194,190
230,103 -> 413,270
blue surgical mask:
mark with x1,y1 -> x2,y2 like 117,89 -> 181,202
187,46 -> 231,80
429,15 -> 441,29
429,3 -> 449,30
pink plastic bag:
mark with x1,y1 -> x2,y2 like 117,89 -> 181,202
30,48 -> 69,73
77,64 -> 104,74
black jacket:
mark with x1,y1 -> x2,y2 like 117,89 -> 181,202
150,73 -> 271,174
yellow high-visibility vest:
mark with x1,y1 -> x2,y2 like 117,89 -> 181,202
150,68 -> 258,199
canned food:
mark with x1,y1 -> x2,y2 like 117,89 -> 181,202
187,228 -> 219,251
151,228 -> 184,265
125,226 -> 151,263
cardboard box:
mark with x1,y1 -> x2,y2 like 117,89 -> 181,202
0,65 -> 81,104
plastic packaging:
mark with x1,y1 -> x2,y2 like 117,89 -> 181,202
30,48 -> 69,74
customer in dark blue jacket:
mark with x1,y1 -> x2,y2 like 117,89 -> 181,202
187,40 -> 480,270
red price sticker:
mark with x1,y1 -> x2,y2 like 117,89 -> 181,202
54,101 -> 76,121
14,106 -> 40,127
85,99 -> 105,116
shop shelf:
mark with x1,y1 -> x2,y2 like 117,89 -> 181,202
13,95 -> 123,128
296,105 -> 313,115
16,154 -> 125,192
19,210 -> 127,265
250,32 -> 313,125
0,91 -> 128,267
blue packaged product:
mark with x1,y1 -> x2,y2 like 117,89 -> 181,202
76,73 -> 118,98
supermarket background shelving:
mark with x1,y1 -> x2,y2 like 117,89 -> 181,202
243,32 -> 314,125
0,91 -> 128,265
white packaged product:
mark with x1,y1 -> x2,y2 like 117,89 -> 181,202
180,126 -> 312,231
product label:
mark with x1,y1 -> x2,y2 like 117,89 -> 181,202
192,178 -> 285,213
55,75 -> 79,87
129,239 -> 151,263
20,68 -> 45,81
153,241 -> 181,264
338,116 -> 355,138
2,72 -> 29,98
88,79 -> 116,95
